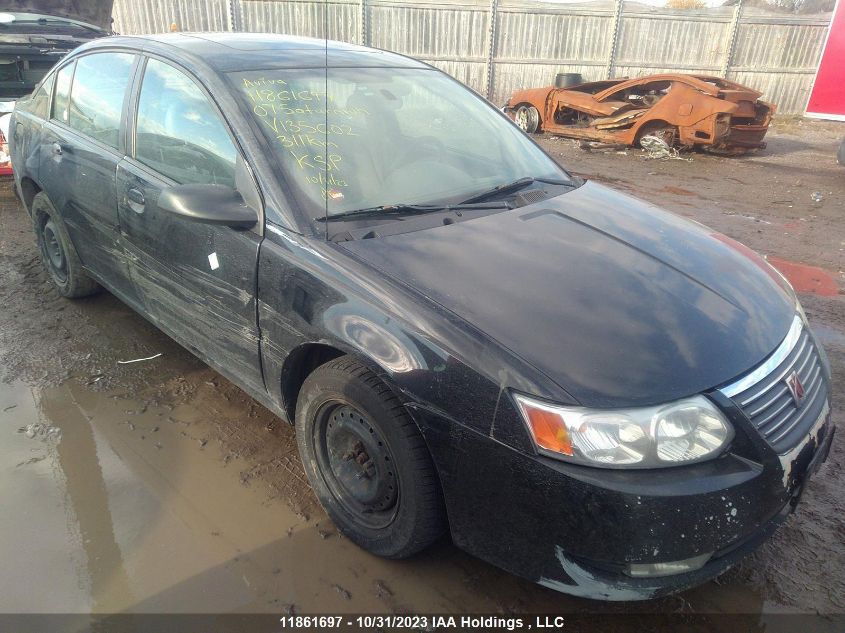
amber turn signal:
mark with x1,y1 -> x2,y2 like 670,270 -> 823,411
516,400 -> 574,456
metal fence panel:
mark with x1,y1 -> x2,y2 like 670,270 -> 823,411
496,7 -> 612,63
113,0 -> 231,33
615,11 -> 731,71
368,1 -> 490,58
732,21 -> 828,71
112,0 -> 834,113
240,0 -> 360,42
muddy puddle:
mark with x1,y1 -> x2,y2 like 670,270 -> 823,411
2,377 -> 562,614
0,373 -> 796,623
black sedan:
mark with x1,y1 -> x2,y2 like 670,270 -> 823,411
9,33 -> 834,600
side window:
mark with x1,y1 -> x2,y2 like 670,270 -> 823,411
68,52 -> 135,149
52,62 -> 74,124
134,59 -> 237,187
602,81 -> 671,107
31,73 -> 55,119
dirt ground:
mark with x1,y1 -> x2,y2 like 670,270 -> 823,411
1,118 -> 844,625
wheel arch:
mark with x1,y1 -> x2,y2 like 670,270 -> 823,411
279,338 -> 420,424
19,176 -> 42,216
634,118 -> 674,139
280,342 -> 347,422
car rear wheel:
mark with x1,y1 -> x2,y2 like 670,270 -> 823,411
32,192 -> 100,298
515,105 -> 540,134
636,121 -> 678,147
295,355 -> 446,558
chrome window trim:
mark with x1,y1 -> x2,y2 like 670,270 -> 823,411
719,314 -> 804,398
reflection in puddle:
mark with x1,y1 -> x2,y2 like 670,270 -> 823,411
1,379 -> 282,613
0,378 -> 558,614
1,381 -> 90,612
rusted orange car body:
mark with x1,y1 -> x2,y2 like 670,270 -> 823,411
504,74 -> 775,153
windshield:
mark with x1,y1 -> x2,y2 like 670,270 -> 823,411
229,67 -> 570,220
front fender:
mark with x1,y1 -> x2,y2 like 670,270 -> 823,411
256,226 -> 553,439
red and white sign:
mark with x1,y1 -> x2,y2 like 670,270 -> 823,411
807,0 -> 845,120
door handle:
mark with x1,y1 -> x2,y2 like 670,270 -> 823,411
127,187 -> 145,207
51,142 -> 63,155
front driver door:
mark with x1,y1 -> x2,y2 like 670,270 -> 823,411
116,56 -> 265,395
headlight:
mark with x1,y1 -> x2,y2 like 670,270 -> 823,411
513,394 -> 733,468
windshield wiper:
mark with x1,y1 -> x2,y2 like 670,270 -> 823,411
315,200 -> 512,222
460,176 -> 572,204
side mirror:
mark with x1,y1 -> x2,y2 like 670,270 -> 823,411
158,184 -> 257,230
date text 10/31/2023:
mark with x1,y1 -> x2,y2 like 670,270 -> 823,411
241,77 -> 369,203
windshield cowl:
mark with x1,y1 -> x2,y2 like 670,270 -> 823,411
322,180 -> 581,242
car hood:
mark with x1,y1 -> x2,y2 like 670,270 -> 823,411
340,181 -> 796,408
4,1 -> 113,30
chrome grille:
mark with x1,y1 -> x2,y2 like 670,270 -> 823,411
720,316 -> 829,454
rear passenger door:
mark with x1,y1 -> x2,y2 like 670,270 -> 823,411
116,57 -> 265,394
39,52 -> 139,302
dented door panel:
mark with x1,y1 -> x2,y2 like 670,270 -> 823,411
116,159 -> 265,395
39,122 -> 134,297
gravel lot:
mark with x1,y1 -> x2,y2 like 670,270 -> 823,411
0,118 -> 843,626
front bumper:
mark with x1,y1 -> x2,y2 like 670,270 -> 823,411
413,399 -> 834,600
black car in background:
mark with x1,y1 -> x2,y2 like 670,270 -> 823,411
9,34 -> 835,600
0,2 -> 112,173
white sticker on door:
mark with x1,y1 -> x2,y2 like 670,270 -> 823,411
208,252 -> 220,271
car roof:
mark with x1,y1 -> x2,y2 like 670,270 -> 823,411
75,32 -> 431,73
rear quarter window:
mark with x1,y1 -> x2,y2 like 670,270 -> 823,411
51,62 -> 74,124
29,73 -> 55,119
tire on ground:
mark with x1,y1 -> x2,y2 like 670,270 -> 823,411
295,355 -> 446,558
31,191 -> 100,298
515,104 -> 540,134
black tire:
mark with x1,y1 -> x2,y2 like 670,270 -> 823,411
554,72 -> 583,89
514,105 -> 540,134
32,192 -> 100,298
295,355 -> 446,558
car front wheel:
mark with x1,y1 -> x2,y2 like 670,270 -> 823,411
295,355 -> 446,558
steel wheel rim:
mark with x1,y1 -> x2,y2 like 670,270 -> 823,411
41,221 -> 68,284
313,401 -> 399,530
